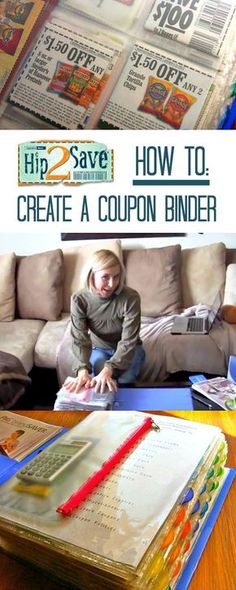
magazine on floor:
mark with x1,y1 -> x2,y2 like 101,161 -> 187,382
0,411 -> 62,461
192,377 -> 236,410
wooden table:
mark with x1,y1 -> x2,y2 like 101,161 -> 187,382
0,410 -> 235,590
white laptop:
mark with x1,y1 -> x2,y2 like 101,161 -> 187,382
171,293 -> 221,335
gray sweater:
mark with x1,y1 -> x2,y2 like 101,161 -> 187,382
71,286 -> 142,375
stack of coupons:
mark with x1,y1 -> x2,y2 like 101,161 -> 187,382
1,0 -> 235,129
0,412 -> 234,590
62,0 -> 236,130
54,386 -> 115,410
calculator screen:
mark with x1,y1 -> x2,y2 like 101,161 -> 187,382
52,443 -> 84,456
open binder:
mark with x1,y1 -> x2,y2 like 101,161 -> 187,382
0,411 -> 234,590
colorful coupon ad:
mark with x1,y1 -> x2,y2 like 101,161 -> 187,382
0,0 -> 56,100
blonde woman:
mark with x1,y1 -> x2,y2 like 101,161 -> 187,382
64,249 -> 145,394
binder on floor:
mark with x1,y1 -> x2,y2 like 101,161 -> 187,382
113,387 -> 194,410
0,412 -> 233,590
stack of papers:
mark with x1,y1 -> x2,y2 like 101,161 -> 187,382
54,386 -> 115,410
0,412 -> 231,589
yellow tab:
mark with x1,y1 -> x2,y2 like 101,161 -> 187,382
145,553 -> 165,580
13,482 -> 52,497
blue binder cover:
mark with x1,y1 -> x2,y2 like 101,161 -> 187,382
113,387 -> 194,410
176,468 -> 236,590
0,427 -> 68,485
227,355 -> 236,383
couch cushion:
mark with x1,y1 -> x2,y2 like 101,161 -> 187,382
181,242 -> 226,308
0,319 -> 45,373
63,239 -> 122,312
17,249 -> 64,320
223,264 -> 236,305
0,252 -> 16,321
123,245 -> 182,317
34,313 -> 70,369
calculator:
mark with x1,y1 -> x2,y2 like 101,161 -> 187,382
16,440 -> 91,485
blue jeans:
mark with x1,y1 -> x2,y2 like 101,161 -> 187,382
90,345 -> 145,385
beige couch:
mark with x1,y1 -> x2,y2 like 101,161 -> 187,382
1,240 -> 236,400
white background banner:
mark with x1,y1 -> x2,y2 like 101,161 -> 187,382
0,129 -> 235,233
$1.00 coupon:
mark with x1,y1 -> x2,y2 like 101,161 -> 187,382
145,0 -> 236,56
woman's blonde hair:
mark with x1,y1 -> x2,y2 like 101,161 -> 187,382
83,249 -> 125,294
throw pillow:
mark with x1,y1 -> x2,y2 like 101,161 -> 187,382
123,245 -> 182,316
63,239 -> 122,312
17,249 -> 64,320
0,252 -> 16,321
221,305 -> 236,324
181,242 -> 226,308
221,264 -> 236,323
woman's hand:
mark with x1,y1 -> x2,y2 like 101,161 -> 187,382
90,366 -> 117,394
63,369 -> 92,393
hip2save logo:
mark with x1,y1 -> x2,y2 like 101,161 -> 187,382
18,140 -> 114,184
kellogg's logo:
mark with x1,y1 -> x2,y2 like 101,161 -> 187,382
18,140 -> 114,185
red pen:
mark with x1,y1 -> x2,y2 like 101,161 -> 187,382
56,416 -> 159,516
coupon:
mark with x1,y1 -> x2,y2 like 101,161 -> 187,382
62,0 -> 144,31
99,41 -> 214,130
9,20 -> 119,129
145,0 -> 236,57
